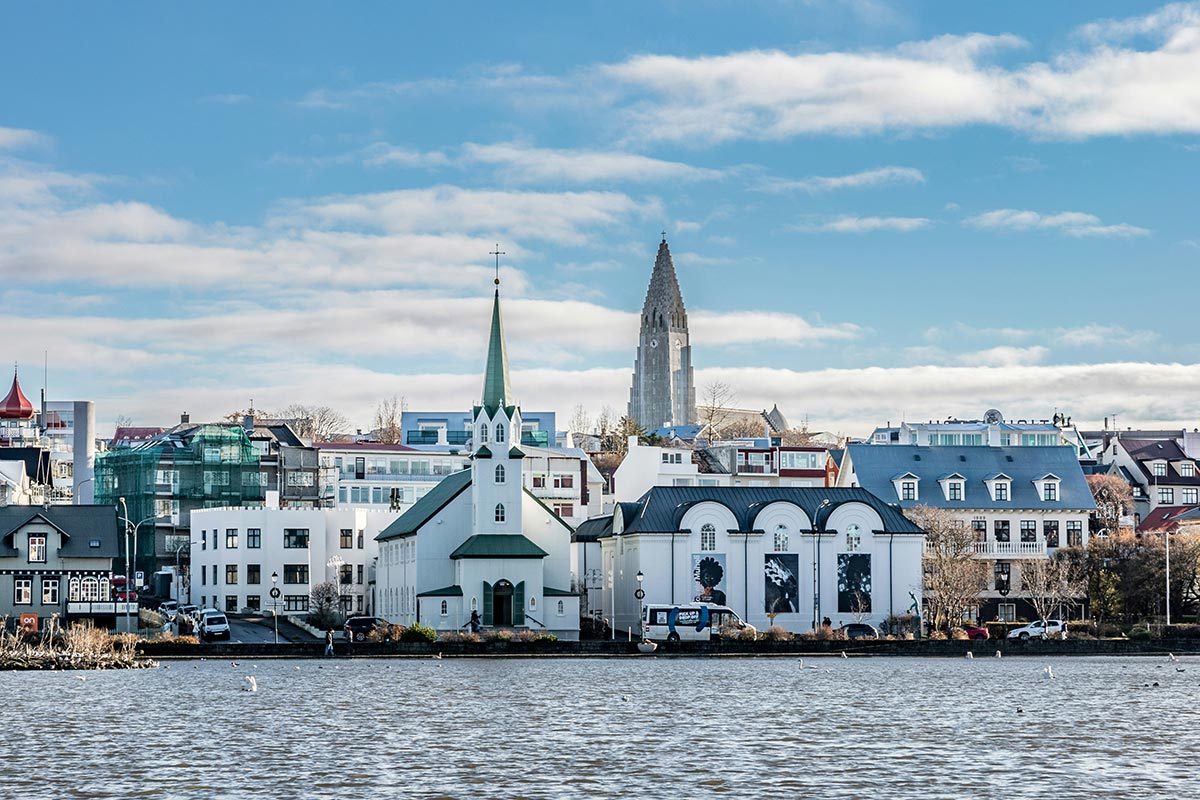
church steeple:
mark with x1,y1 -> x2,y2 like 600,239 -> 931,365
642,235 -> 687,325
481,288 -> 512,412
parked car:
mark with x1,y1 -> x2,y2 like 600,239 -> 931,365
841,623 -> 879,640
157,601 -> 179,620
343,616 -> 387,642
199,612 -> 231,641
643,604 -> 756,642
962,624 -> 990,640
177,604 -> 198,620
1007,619 -> 1065,640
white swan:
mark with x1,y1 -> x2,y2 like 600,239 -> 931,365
995,651 -> 1002,658
1168,653 -> 1179,662
243,675 -> 257,692
432,652 -> 443,660
965,652 -> 974,660
840,651 -> 848,659
1042,665 -> 1055,680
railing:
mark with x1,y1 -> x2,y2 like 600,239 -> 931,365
972,541 -> 1047,558
737,463 -> 776,475
535,487 -> 577,499
67,601 -> 139,615
524,613 -> 547,629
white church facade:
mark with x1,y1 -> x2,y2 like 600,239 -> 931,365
375,286 -> 581,639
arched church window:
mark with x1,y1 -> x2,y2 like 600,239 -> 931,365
495,464 -> 506,484
774,524 -> 789,552
557,600 -> 565,616
700,523 -> 716,551
495,423 -> 505,443
440,600 -> 448,616
479,423 -> 488,443
495,503 -> 506,523
846,524 -> 861,552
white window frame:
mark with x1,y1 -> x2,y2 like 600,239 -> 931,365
700,523 -> 716,551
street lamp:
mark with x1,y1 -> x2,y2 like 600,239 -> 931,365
173,540 -> 201,605
270,571 -> 280,645
117,498 -> 165,636
635,570 -> 645,641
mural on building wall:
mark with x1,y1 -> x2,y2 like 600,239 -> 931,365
763,553 -> 798,613
691,554 -> 727,605
837,553 -> 872,613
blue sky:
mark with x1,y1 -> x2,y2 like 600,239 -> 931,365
2,1 -> 1198,435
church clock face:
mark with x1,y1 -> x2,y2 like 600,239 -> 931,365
650,338 -> 659,348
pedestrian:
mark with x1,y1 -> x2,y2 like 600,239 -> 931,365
324,628 -> 335,657
469,609 -> 481,634
822,616 -> 832,629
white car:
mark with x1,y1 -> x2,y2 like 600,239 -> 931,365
157,601 -> 179,620
1007,619 -> 1065,640
199,612 -> 231,642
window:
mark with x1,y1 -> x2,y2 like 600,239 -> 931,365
949,482 -> 963,501
201,533 -> 207,551
972,519 -> 987,542
994,482 -> 1009,501
1182,463 -> 1196,478
283,564 -> 309,584
1044,520 -> 1060,548
225,565 -> 238,585
14,578 -> 32,605
779,451 -> 821,470
495,423 -> 505,443
1153,462 -> 1167,477
340,529 -> 354,549
68,577 -> 80,601
28,534 -> 46,563
1159,487 -> 1175,505
553,503 -> 574,517
42,578 -> 59,605
661,452 -> 683,465
994,520 -> 1011,542
246,595 -> 261,611
357,531 -> 364,549
495,464 -> 506,484
225,595 -> 238,613
440,600 -> 448,616
201,567 -> 207,586
247,528 -> 261,548
845,524 -> 861,552
247,565 -> 261,585
1020,520 -> 1037,543
479,423 -> 488,443
212,565 -> 218,585
998,603 -> 1016,623
700,523 -> 716,551
1044,482 -> 1057,501
1000,434 -> 1013,446
495,503 -> 506,523
287,472 -> 315,487
284,529 -> 309,548
1066,521 -> 1083,547
226,529 -> 238,549
533,475 -> 546,488
284,595 -> 308,612
773,524 -> 789,551
1184,488 -> 1199,505
357,565 -> 364,585
901,481 -> 916,501
81,577 -> 99,601
553,474 -> 574,489
557,600 -> 565,616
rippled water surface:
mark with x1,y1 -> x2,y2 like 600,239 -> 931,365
2,655 -> 1198,799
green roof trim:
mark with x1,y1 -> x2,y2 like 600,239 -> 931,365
417,585 -> 463,597
542,586 -> 576,596
481,290 -> 512,411
474,445 -> 493,459
508,446 -> 525,458
450,533 -> 548,559
376,469 -> 472,541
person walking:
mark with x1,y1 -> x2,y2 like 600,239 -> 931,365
469,609 -> 482,634
324,628 -> 335,657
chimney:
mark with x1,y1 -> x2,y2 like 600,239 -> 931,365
243,414 -> 254,432
181,412 -> 190,424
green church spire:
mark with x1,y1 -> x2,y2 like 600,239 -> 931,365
481,288 -> 512,411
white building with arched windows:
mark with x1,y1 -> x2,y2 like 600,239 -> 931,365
374,286 -> 580,639
597,486 -> 925,635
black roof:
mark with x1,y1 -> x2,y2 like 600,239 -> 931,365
0,505 -> 120,558
0,447 -> 54,486
572,515 -> 612,543
608,486 -> 922,536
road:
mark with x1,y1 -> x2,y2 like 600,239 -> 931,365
226,615 -> 313,644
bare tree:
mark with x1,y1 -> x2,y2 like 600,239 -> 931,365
372,395 -> 407,444
907,505 -> 988,632
1087,473 -> 1134,538
611,416 -> 645,457
722,417 -> 767,439
778,425 -> 821,447
113,414 -> 134,430
276,404 -> 349,442
307,581 -> 343,629
697,381 -> 737,440
568,404 -> 592,438
1020,551 -> 1086,636
596,405 -> 616,450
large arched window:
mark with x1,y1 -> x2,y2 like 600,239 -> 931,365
700,523 -> 716,551
81,577 -> 99,602
774,524 -> 789,552
69,577 -> 81,602
495,423 -> 505,443
479,423 -> 489,443
495,503 -> 506,523
99,577 -> 111,601
495,464 -> 506,484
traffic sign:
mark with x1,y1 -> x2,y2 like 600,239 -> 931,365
269,587 -> 281,599
634,588 -> 645,600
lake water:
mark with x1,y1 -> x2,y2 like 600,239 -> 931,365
1,655 -> 1197,799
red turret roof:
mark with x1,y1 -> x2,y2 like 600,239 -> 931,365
0,371 -> 35,420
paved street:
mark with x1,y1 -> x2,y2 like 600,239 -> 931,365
225,615 -> 315,644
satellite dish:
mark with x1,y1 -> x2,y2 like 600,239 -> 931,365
984,409 -> 1004,425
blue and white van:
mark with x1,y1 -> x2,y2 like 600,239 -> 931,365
642,603 -> 755,642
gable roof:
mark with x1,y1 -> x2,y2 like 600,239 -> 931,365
1119,438 -> 1200,486
376,469 -> 472,541
605,485 -> 922,536
846,445 -> 1095,511
450,534 -> 548,559
0,505 -> 120,558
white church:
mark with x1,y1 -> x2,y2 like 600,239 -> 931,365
374,284 -> 581,639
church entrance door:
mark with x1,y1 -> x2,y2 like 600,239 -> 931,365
493,579 -> 514,626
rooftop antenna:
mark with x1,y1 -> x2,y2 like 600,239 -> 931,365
489,244 -> 505,287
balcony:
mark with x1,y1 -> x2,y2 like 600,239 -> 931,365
973,541 -> 1047,558
534,487 -> 578,499
67,601 -> 138,616
736,463 -> 777,475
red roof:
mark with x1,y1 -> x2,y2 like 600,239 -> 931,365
1137,505 -> 1200,532
0,372 -> 34,420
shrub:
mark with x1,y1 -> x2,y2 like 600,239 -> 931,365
368,623 -> 405,643
949,627 -> 969,640
486,629 -> 514,642
534,633 -> 557,643
1099,622 -> 1124,639
1165,623 -> 1200,639
765,625 -> 792,642
927,629 -> 948,640
984,622 -> 1015,640
1128,624 -> 1152,641
735,626 -> 759,641
798,626 -> 846,641
399,623 -> 437,643
146,634 -> 200,649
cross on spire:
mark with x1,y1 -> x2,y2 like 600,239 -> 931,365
661,230 -> 667,242
489,244 -> 506,286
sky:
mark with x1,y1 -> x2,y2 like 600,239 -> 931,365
2,1 -> 1199,437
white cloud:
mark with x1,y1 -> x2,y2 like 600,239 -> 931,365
758,166 -> 925,193
958,345 -> 1048,368
0,128 -> 45,151
799,215 -> 932,233
964,208 -> 1150,237
458,142 -> 723,184
361,144 -> 452,168
692,310 -> 860,346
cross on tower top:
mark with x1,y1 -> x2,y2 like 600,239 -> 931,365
489,244 -> 506,286
661,230 -> 667,242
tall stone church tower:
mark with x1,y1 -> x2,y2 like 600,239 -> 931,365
628,235 -> 696,431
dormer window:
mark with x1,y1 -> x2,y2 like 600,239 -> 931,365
939,473 -> 966,502
901,481 -> 916,501
995,482 -> 1009,501
1153,462 -> 1167,477
985,474 -> 1012,502
949,482 -> 963,501
1182,463 -> 1195,478
1044,482 -> 1057,501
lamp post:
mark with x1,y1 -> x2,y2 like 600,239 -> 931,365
1165,529 -> 1172,628
117,499 -> 164,635
173,540 -> 200,605
635,570 -> 645,640
270,571 -> 280,645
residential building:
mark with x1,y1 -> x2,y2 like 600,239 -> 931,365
598,486 -> 925,635
317,442 -> 468,510
706,441 -> 831,488
1104,438 -> 1200,526
0,370 -> 97,505
375,286 -> 579,639
837,445 -> 1096,622
189,504 -> 397,615
869,409 -> 1094,461
613,437 -> 728,503
0,504 -> 134,630
628,236 -> 696,431
400,409 -> 557,450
